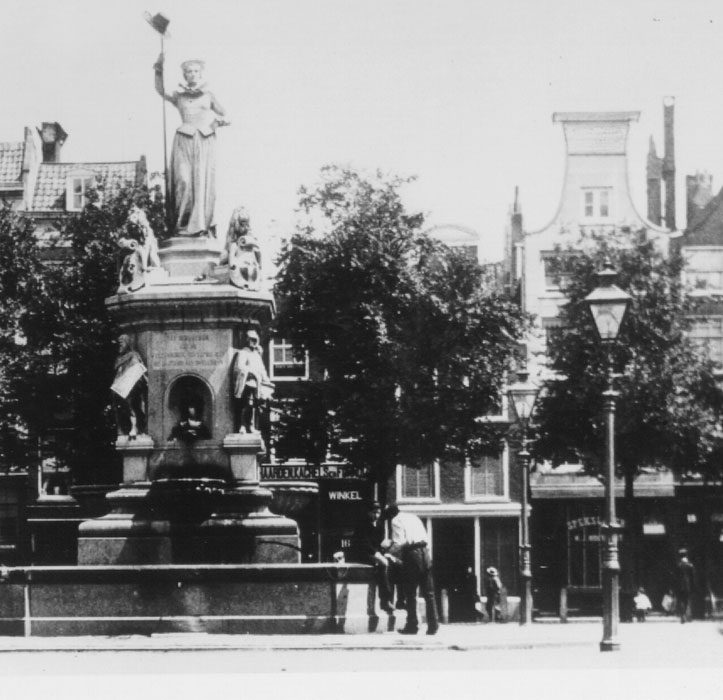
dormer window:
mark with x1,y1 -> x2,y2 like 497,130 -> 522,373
582,188 -> 611,220
65,170 -> 98,212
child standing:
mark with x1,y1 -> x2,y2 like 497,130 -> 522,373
633,587 -> 653,622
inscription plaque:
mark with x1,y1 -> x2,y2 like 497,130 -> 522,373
151,331 -> 226,370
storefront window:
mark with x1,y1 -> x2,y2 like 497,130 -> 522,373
566,514 -> 603,587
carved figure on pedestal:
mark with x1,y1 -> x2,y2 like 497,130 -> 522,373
232,329 -> 274,433
111,334 -> 148,438
222,207 -> 262,290
169,400 -> 211,443
154,53 -> 229,237
117,206 -> 161,294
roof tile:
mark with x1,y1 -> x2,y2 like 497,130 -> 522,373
0,141 -> 24,189
30,161 -> 141,211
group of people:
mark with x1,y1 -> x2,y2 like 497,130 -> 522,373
351,501 -> 510,635
351,501 -> 439,636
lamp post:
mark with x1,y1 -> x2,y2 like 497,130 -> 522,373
507,369 -> 539,625
584,259 -> 631,652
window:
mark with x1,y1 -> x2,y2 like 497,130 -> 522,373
685,248 -> 723,291
542,252 -> 579,289
0,504 -> 18,544
567,512 -> 603,587
65,170 -> 97,212
689,317 -> 723,365
398,461 -> 439,501
466,450 -> 507,500
542,318 -> 565,354
581,188 -> 612,220
270,339 -> 309,381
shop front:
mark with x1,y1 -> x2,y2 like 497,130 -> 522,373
531,469 -> 677,617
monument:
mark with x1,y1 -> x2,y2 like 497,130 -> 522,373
77,53 -> 300,565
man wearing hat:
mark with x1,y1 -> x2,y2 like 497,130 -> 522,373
383,504 -> 439,635
675,548 -> 695,623
484,566 -> 504,622
350,501 -> 394,614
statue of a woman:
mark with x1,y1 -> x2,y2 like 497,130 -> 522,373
154,54 -> 229,237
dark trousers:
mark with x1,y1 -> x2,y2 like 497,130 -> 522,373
374,561 -> 393,608
677,593 -> 692,622
401,546 -> 438,631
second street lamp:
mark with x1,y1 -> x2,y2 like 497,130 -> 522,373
584,258 -> 631,653
507,369 -> 539,626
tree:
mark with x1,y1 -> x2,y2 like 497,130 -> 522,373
273,165 -> 526,491
534,229 -> 723,595
535,229 -> 723,485
0,183 -> 166,483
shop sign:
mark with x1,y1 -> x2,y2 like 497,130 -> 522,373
260,463 -> 368,481
643,522 -> 665,535
566,516 -> 626,530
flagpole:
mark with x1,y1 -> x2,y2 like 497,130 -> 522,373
145,12 -> 171,227
160,31 -> 169,224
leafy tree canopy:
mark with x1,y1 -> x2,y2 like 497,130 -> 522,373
535,229 -> 723,483
0,183 -> 165,482
274,165 -> 527,484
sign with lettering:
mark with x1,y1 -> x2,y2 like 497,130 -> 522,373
152,332 -> 225,370
567,516 -> 626,531
260,463 -> 368,481
327,489 -> 362,501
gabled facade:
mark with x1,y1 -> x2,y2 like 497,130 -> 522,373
0,122 -> 146,247
510,106 -> 705,618
518,111 -> 671,380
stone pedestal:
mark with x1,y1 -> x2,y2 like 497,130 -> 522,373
116,435 -> 154,483
158,237 -> 221,278
77,237 -> 301,565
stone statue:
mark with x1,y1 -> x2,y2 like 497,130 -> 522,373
154,53 -> 229,237
232,329 -> 274,433
111,334 -> 148,438
223,207 -> 262,290
168,401 -> 211,443
117,205 -> 161,293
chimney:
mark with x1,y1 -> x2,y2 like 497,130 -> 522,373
37,122 -> 68,163
646,136 -> 663,225
508,186 -> 524,288
686,171 -> 714,226
662,97 -> 676,230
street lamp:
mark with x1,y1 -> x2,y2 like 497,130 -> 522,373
507,369 -> 539,626
584,259 -> 631,652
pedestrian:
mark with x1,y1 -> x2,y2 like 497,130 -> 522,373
350,501 -> 394,614
383,504 -> 439,636
661,589 -> 675,616
633,587 -> 652,622
675,548 -> 695,623
484,566 -> 505,622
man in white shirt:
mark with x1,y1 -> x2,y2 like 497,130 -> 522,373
383,504 -> 439,635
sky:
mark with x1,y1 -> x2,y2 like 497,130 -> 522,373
3,0 -> 723,262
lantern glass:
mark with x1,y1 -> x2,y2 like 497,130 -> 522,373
584,263 -> 631,342
507,372 -> 538,425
